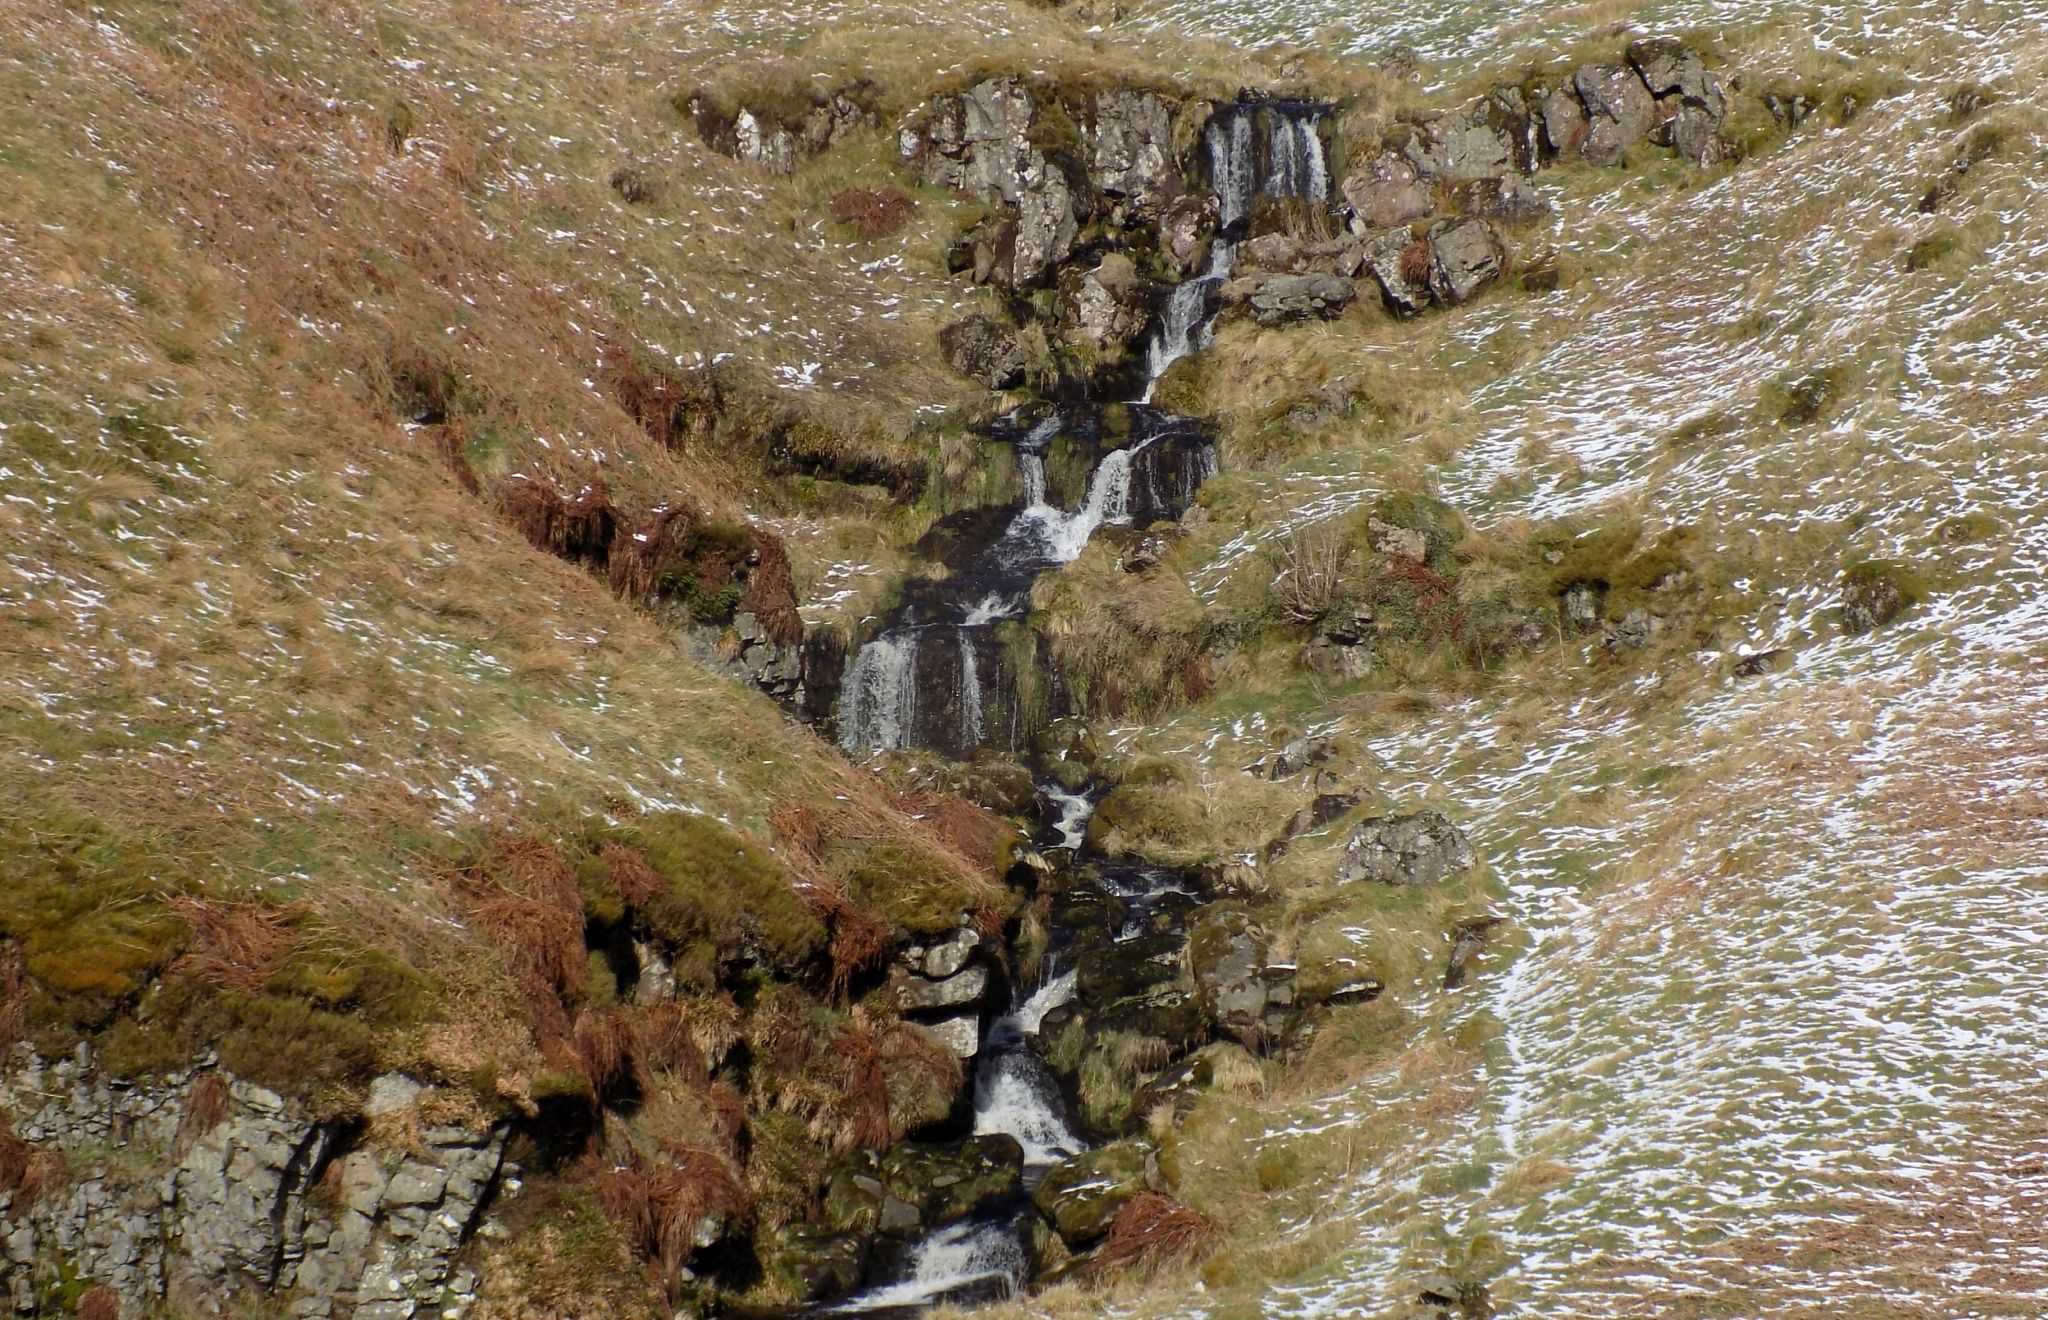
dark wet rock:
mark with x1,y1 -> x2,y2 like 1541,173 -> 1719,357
879,1136 -> 1025,1229
1075,927 -> 1185,1006
1454,174 -> 1552,226
823,1151 -> 890,1234
1443,917 -> 1503,990
1731,647 -> 1793,678
1840,561 -> 1926,635
1342,152 -> 1435,229
1188,905 -> 1295,1043
1034,1143 -> 1150,1244
940,315 -> 1026,390
1335,811 -> 1476,887
1425,217 -> 1506,306
762,1222 -> 869,1302
1572,64 -> 1658,166
1361,228 -> 1433,317
1233,272 -> 1357,326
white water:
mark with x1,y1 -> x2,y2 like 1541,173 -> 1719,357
837,631 -> 919,752
1005,441 -> 1144,565
1044,784 -> 1095,850
957,633 -> 985,745
1265,111 -> 1328,201
832,1218 -> 1029,1313
1142,239 -> 1237,396
1209,108 -> 1257,232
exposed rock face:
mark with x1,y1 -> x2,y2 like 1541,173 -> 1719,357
0,1047 -> 506,1319
1539,83 -> 1590,159
1454,173 -> 1552,225
939,315 -> 1027,390
890,919 -> 994,1057
1840,562 -> 1924,634
687,82 -> 878,174
1401,107 -> 1514,182
1232,272 -> 1357,326
1573,63 -> 1659,166
1087,89 -> 1182,221
905,78 -> 1083,287
1335,811 -> 1476,887
1055,255 -> 1152,354
1187,905 -> 1296,1044
1361,228 -> 1433,317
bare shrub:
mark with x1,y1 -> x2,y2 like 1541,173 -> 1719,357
1270,522 -> 1353,625
1082,1191 -> 1224,1280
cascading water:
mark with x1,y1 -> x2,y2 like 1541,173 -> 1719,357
830,105 -> 1329,1306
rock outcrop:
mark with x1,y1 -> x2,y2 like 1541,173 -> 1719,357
0,1046 -> 506,1319
940,314 -> 1027,390
684,80 -> 881,174
1335,811 -> 1476,887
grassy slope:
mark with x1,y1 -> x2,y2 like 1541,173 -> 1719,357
965,1 -> 2048,1317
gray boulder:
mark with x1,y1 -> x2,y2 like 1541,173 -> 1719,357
1572,63 -> 1658,166
1627,37 -> 1726,116
907,79 -> 1079,285
1425,217 -> 1506,306
1335,811 -> 1476,886
1454,173 -> 1552,226
1188,905 -> 1295,1043
939,315 -> 1026,390
1342,151 -> 1435,229
1402,108 -> 1513,182
1538,83 -> 1588,160
1055,255 -> 1152,352
1088,88 -> 1182,219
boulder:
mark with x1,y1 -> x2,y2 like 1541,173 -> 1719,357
1536,84 -> 1586,163
894,961 -> 989,1011
1453,174 -> 1552,226
1335,811 -> 1475,887
1055,255 -> 1152,352
920,1013 -> 982,1058
907,79 -> 1080,285
1401,108 -> 1513,182
1627,38 -> 1726,117
1360,228 -> 1432,317
1443,917 -> 1503,990
1666,104 -> 1728,166
939,315 -> 1026,390
1572,63 -> 1657,166
1157,192 -> 1219,278
762,1223 -> 868,1302
1034,1143 -> 1150,1244
880,1135 -> 1025,1226
1840,561 -> 1925,634
1341,152 -> 1435,229
1188,905 -> 1296,1042
1424,218 -> 1506,306
1236,272 -> 1357,326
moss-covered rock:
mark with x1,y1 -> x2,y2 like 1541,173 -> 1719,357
1840,559 -> 1928,634
760,1221 -> 870,1303
880,1134 -> 1025,1226
1033,1142 -> 1150,1244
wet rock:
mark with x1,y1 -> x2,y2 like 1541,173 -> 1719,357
1335,811 -> 1476,887
823,1152 -> 889,1234
762,1222 -> 869,1302
1034,1143 -> 1150,1244
1188,905 -> 1295,1043
1342,152 -> 1435,229
1233,272 -> 1357,326
940,315 -> 1026,390
1361,228 -> 1433,317
895,961 -> 989,1012
880,1135 -> 1025,1226
1572,63 -> 1658,166
1425,218 -> 1506,306
1453,174 -> 1551,226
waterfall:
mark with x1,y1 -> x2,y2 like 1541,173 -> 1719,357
1209,107 -> 1256,234
1004,440 -> 1143,567
1264,110 -> 1328,201
1043,784 -> 1095,851
838,631 -> 919,753
1141,238 -> 1236,395
958,633 -> 985,745
831,1217 -> 1030,1313
1018,451 -> 1048,508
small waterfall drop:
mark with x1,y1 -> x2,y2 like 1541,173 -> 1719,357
838,632 -> 919,753
1264,109 -> 1329,201
1210,107 -> 1256,233
957,633 -> 985,745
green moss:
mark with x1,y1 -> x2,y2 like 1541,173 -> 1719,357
1359,492 -> 1466,573
1905,228 -> 1963,272
627,811 -> 823,974
0,813 -> 189,1047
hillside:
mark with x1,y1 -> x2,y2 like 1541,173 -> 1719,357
3,0 -> 2045,1317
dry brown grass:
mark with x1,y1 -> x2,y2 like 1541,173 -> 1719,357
830,186 -> 918,240
1082,1192 -> 1226,1282
76,1287 -> 120,1320
0,1119 -> 64,1208
164,898 -> 295,995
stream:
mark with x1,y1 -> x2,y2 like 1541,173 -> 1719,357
828,98 -> 1330,1310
